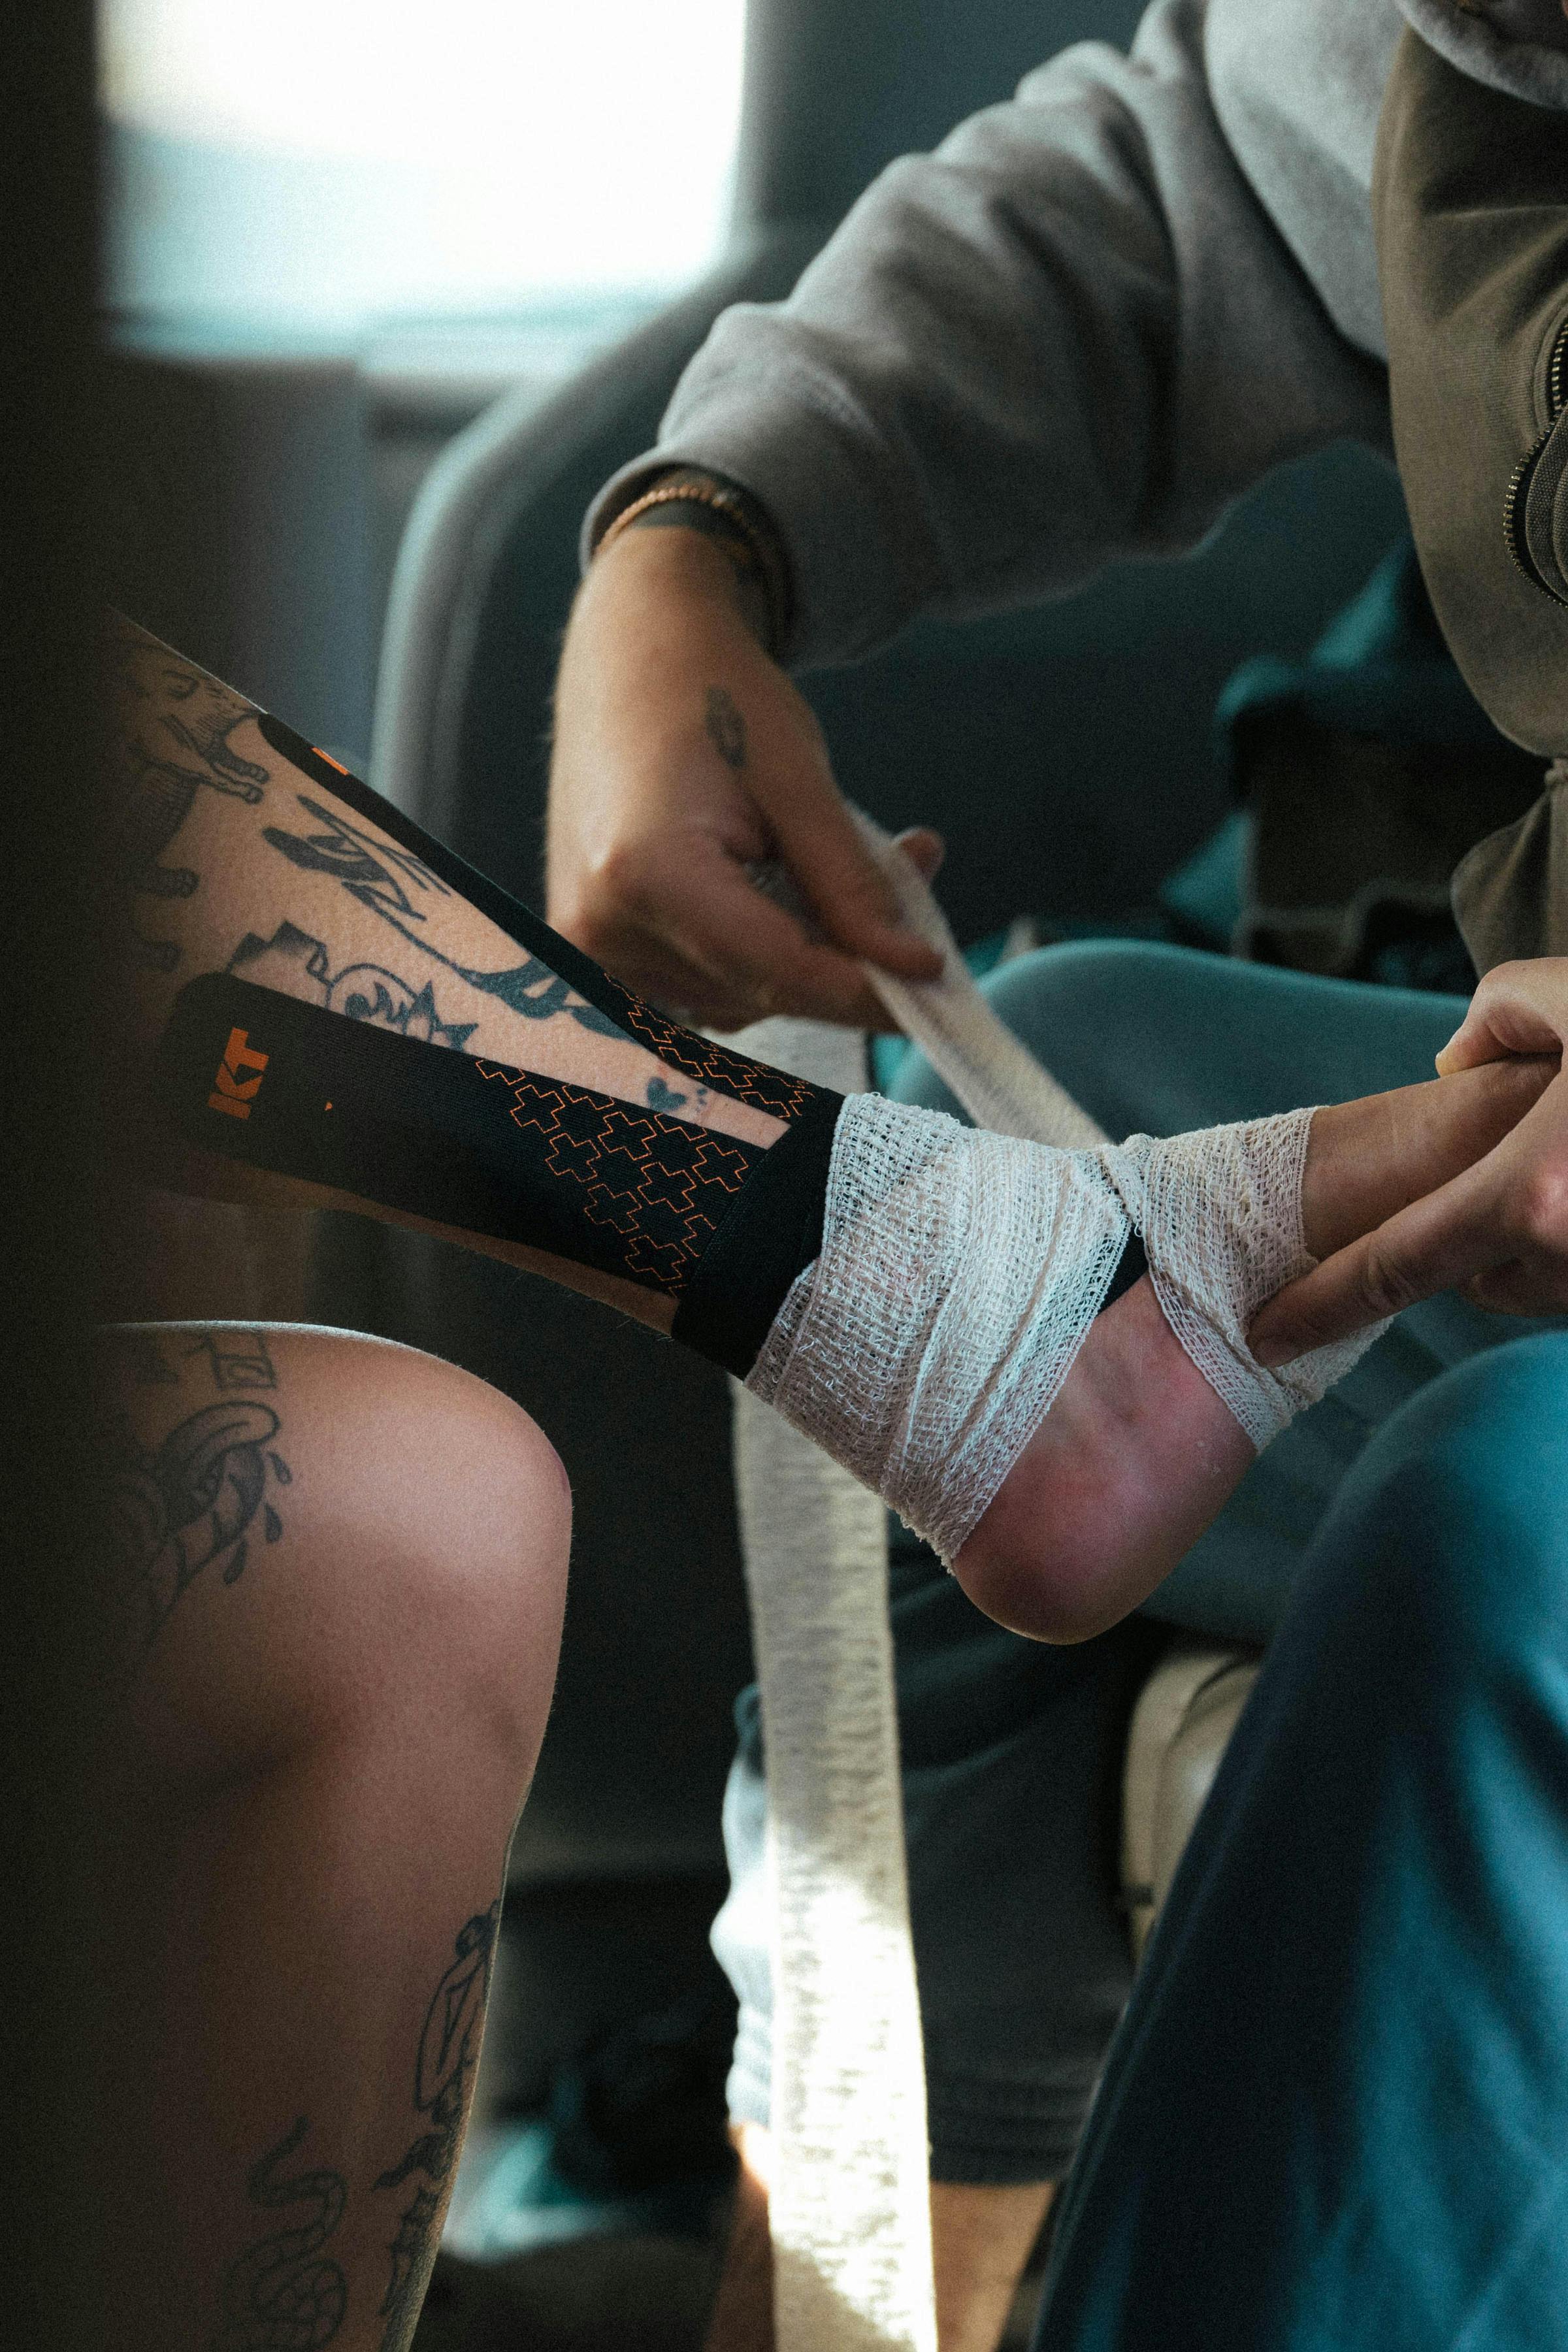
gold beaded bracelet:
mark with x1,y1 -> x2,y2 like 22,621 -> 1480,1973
594,478 -> 789,655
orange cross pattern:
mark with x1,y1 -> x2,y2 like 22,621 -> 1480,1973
472,1063 -> 758,1294
610,992 -> 817,1123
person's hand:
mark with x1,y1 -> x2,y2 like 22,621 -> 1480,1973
547,520 -> 943,1030
1430,956 -> 1568,1080
1250,959 -> 1568,1364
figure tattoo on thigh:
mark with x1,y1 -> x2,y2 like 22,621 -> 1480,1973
184,1328 -> 281,1392
212,2115 -> 349,2351
110,620 -> 272,972
98,1327 -> 292,1674
372,1903 -> 500,2351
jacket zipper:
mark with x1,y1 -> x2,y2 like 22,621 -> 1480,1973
1504,312 -> 1568,606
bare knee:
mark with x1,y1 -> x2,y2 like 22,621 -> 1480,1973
101,1324 -> 570,1799
311,1332 -> 573,1779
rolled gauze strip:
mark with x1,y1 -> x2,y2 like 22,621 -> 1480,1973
845,808 -> 1107,1151
723,853 -> 1102,2351
727,1015 -> 937,2352
748,815 -> 1106,1150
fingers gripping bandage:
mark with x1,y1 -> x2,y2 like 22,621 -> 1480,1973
745,823 -> 1386,1564
1103,1118 -> 1380,1454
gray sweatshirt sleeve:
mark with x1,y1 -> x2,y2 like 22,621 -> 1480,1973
585,0 -> 1393,670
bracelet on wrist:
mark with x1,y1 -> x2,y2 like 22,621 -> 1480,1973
594,476 -> 791,656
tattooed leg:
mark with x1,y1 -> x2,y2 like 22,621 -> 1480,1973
369,1904 -> 500,2351
106,618 -> 1551,1642
92,1324 -> 568,2352
110,615 -> 814,1365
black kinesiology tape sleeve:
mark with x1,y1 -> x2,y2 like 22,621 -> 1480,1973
150,717 -> 842,1379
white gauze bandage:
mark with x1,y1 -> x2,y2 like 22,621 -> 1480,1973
749,1098 -> 1385,1563
746,1097 -> 1128,1564
727,835 -> 1385,2352
1103,1120 -> 1382,1454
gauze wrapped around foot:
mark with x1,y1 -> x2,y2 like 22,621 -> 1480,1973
1103,1116 -> 1380,1451
746,1094 -> 1385,1564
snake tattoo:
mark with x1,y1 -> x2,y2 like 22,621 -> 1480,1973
212,2117 -> 349,2351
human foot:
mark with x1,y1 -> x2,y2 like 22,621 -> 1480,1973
1299,1053 -> 1555,1263
953,1056 -> 1553,1642
117,621 -> 1550,1631
955,1273 -> 1251,1642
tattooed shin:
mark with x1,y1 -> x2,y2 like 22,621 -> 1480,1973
259,793 -> 622,1037
372,1903 -> 500,2352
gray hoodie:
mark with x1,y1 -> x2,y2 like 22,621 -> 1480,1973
587,0 -> 1568,674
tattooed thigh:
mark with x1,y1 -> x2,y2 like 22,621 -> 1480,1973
93,1320 -> 557,1799
91,1321 -> 385,1784
94,1320 -> 295,1690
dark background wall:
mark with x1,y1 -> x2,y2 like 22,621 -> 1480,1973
5,6 -> 112,2340
739,0 -> 1148,225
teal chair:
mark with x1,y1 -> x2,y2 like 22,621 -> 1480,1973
343,0 -> 1414,2036
368,0 -> 1407,936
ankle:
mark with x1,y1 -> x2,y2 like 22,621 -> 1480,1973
955,1279 -> 1251,1642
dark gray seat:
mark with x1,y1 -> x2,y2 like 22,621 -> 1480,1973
344,0 -> 1407,1924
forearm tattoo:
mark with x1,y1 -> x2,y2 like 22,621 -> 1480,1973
704,685 -> 747,773
371,1902 -> 500,2352
212,2115 -> 349,2351
96,1324 -> 292,1684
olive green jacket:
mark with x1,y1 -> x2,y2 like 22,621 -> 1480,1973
1375,25 -> 1568,967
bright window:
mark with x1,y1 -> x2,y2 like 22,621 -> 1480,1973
100,0 -> 749,327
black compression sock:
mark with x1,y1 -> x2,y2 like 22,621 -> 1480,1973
152,717 -> 842,1378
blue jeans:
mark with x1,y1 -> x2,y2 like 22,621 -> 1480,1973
892,939 -> 1551,1643
719,939 -> 1568,2226
1036,1335 -> 1568,2347
896,941 -> 1568,2337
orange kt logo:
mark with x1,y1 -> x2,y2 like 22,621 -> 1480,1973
208,1026 -> 269,1119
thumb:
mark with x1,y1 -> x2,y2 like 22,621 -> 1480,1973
1435,962 -> 1568,1074
892,826 -> 945,883
1248,1161 -> 1512,1365
759,766 -> 943,982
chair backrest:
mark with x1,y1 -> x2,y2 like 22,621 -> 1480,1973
1122,1639 -> 1261,1965
371,0 -> 1405,934
346,0 -> 1405,1891
736,0 -> 1145,229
